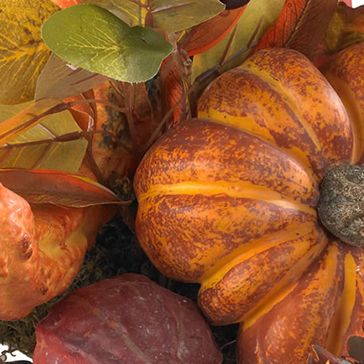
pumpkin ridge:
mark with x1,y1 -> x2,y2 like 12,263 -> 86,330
197,70 -> 326,179
137,181 -> 317,215
200,222 -> 321,286
239,243 -> 344,363
135,118 -> 319,205
326,251 -> 357,355
198,224 -> 327,325
240,232 -> 328,329
239,62 -> 322,152
197,114 -> 321,186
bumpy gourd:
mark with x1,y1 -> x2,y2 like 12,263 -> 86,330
0,183 -> 109,320
134,45 -> 364,363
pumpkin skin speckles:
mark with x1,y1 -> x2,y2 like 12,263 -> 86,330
198,48 -> 353,178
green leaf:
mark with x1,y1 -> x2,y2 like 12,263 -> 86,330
82,0 -> 225,33
0,0 -> 59,104
191,0 -> 285,82
42,4 -> 173,83
0,168 -> 124,207
35,53 -> 107,101
0,102 -> 87,172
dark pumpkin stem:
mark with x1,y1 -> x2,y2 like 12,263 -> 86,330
318,164 -> 364,247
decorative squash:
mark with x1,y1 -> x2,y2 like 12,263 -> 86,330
0,185 -> 109,320
34,273 -> 223,364
134,46 -> 364,363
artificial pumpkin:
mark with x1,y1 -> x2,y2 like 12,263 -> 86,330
0,186 -> 109,320
134,45 -> 364,363
34,273 -> 223,364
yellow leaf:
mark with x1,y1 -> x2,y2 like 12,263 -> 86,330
0,0 -> 59,104
0,98 -> 61,144
191,0 -> 285,82
0,102 -> 88,172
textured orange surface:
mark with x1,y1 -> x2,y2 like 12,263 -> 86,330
134,47 -> 364,363
0,184 -> 109,319
323,43 -> 364,164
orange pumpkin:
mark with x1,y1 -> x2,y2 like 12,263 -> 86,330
134,45 -> 364,363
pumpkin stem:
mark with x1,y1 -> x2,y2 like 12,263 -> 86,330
318,164 -> 364,247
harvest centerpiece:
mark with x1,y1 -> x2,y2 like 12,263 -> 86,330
0,0 -> 363,363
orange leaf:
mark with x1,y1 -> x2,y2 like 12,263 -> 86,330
182,7 -> 246,56
341,0 -> 353,7
159,53 -> 190,128
66,90 -> 96,132
255,0 -> 338,59
0,169 -> 125,207
51,0 -> 80,7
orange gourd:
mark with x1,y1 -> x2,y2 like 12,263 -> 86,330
0,186 -> 110,320
134,45 -> 364,363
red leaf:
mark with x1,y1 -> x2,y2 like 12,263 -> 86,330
0,168 -> 124,207
255,0 -> 338,59
34,274 -> 223,364
182,7 -> 246,56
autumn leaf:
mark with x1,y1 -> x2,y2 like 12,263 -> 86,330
0,98 -> 66,144
0,0 -> 59,104
80,0 -> 225,33
191,0 -> 285,82
51,0 -> 80,7
66,91 -> 96,132
0,169 -> 124,207
42,4 -> 173,83
0,102 -> 87,172
181,7 -> 246,56
325,3 -> 364,53
158,53 -> 190,129
35,54 -> 107,101
254,0 -> 338,59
